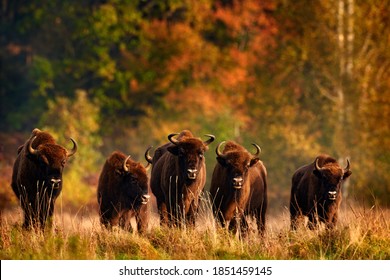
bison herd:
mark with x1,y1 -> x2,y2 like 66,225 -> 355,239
10,128 -> 352,234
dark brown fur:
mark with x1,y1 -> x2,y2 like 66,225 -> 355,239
11,128 -> 77,229
210,141 -> 268,235
97,151 -> 150,232
290,154 -> 352,230
149,130 -> 214,227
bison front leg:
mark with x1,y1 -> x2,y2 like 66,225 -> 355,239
216,210 -> 227,228
185,199 -> 198,227
136,206 -> 149,234
229,207 -> 247,237
158,201 -> 169,226
240,216 -> 249,236
307,211 -> 318,230
119,211 -> 134,232
39,200 -> 55,230
20,200 -> 35,229
325,212 -> 338,230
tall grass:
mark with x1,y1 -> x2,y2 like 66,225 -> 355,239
0,198 -> 389,260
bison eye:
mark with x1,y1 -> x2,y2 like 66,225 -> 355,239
199,153 -> 204,159
61,159 -> 66,166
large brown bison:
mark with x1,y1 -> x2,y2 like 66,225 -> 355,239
290,154 -> 352,230
11,128 -> 77,229
210,141 -> 268,235
147,130 -> 215,227
97,151 -> 150,232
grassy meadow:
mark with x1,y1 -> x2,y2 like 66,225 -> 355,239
0,196 -> 389,260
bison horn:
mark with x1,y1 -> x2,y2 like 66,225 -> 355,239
67,138 -> 78,157
145,146 -> 153,164
344,158 -> 350,172
251,143 -> 261,156
314,157 -> 323,171
28,136 -> 39,155
216,141 -> 227,158
123,155 -> 131,172
203,134 -> 215,146
168,133 -> 180,145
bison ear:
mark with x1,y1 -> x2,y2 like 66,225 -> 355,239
343,170 -> 352,180
40,154 -> 49,165
17,145 -> 23,154
216,156 -> 227,167
167,145 -> 180,156
313,169 -> 323,178
250,158 -> 259,167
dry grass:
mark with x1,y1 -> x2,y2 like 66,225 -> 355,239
0,198 -> 389,260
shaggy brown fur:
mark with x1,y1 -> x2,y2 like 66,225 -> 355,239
97,151 -> 150,233
210,141 -> 268,235
290,154 -> 352,230
11,128 -> 77,229
149,130 -> 214,227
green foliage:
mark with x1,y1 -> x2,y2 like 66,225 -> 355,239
40,90 -> 102,172
38,90 -> 102,207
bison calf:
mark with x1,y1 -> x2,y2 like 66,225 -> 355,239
210,141 -> 268,235
11,128 -> 77,229
290,154 -> 352,230
97,151 -> 150,232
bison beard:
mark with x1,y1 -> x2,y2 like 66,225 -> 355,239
11,128 -> 77,230
97,151 -> 150,233
148,130 -> 215,227
289,154 -> 352,230
210,141 -> 268,236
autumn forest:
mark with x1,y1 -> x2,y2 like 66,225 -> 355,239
0,0 -> 389,212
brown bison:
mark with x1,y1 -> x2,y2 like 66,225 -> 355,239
97,151 -> 150,232
11,128 -> 77,229
290,154 -> 352,230
210,141 -> 268,235
147,130 -> 215,227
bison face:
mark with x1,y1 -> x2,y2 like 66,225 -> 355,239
122,174 -> 149,208
29,144 -> 67,189
217,153 -> 259,189
313,158 -> 352,201
167,133 -> 214,181
168,140 -> 207,181
216,142 -> 261,190
28,136 -> 77,189
116,157 -> 150,209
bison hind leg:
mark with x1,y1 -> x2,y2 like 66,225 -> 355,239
252,208 -> 266,235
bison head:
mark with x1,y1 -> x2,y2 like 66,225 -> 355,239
116,155 -> 150,208
313,157 -> 352,201
167,133 -> 215,181
28,136 -> 77,189
216,141 -> 261,189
